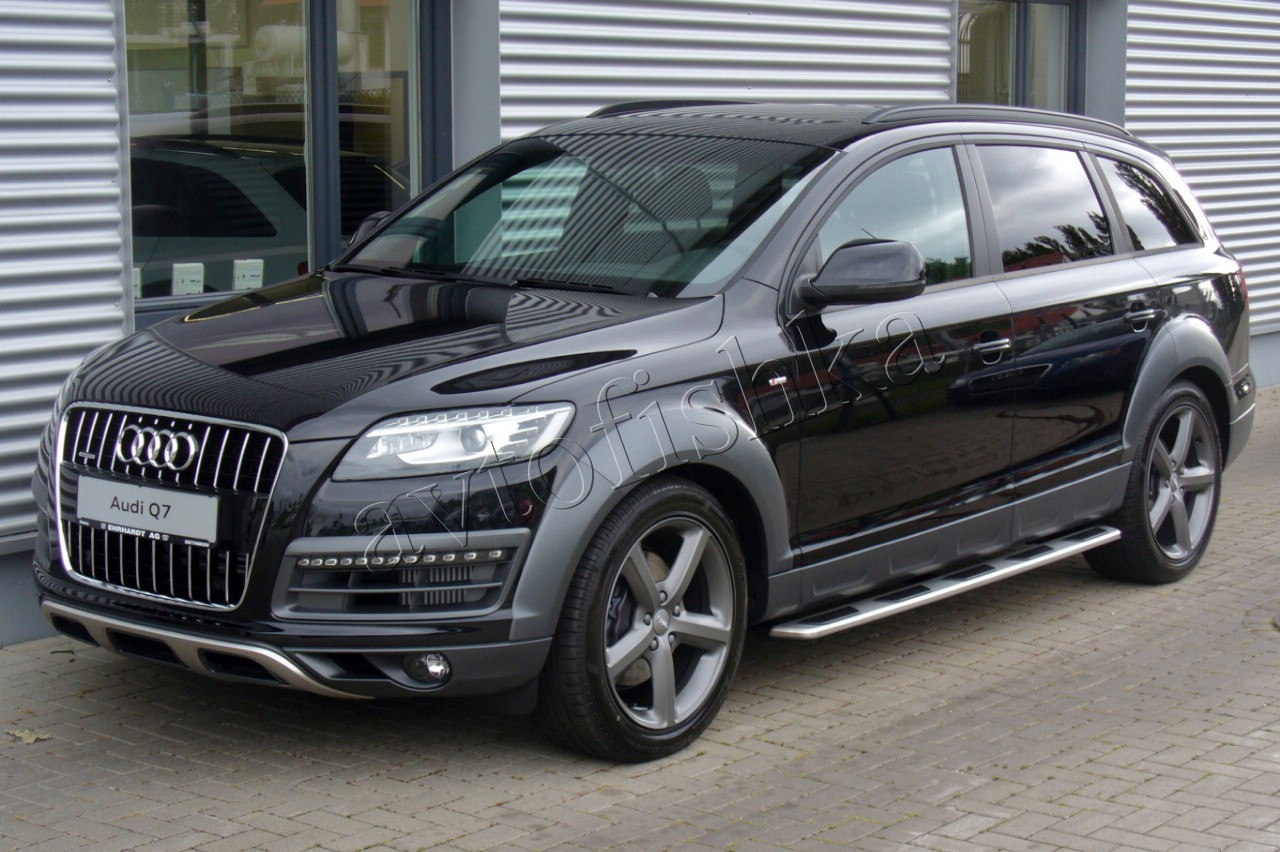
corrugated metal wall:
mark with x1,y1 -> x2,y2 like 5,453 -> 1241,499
1125,0 -> 1280,334
498,0 -> 955,140
0,0 -> 128,541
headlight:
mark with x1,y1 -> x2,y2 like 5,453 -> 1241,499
333,403 -> 575,480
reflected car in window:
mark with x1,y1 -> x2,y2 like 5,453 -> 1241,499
130,137 -> 408,298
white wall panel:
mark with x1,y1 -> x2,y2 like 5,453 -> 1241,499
1126,0 -> 1280,334
499,0 -> 955,140
0,0 -> 128,540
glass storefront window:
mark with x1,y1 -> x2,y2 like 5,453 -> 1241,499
957,0 -> 1078,112
957,0 -> 1017,106
336,0 -> 412,237
125,0 -> 309,300
125,0 -> 416,303
1029,3 -> 1070,111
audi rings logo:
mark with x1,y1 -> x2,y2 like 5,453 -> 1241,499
115,425 -> 200,472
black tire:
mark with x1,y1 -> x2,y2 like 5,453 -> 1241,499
535,476 -> 747,762
1087,380 -> 1222,584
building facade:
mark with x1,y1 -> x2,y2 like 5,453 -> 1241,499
1,0 -> 1278,643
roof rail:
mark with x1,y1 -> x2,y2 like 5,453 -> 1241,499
589,99 -> 757,118
864,104 -> 1132,139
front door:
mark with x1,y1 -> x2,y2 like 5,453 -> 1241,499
790,146 -> 1016,600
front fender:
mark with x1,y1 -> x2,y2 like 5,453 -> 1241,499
507,376 -> 791,642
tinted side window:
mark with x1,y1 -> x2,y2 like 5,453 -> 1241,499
977,146 -> 1112,272
817,147 -> 972,286
1098,157 -> 1198,251
131,158 -> 276,239
184,165 -> 277,238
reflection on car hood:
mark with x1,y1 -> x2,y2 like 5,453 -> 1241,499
69,272 -> 718,435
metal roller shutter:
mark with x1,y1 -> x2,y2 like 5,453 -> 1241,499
499,0 -> 955,140
1126,0 -> 1280,334
0,0 -> 128,541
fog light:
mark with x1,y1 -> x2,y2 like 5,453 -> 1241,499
403,652 -> 451,684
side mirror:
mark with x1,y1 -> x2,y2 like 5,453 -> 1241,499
349,210 -> 392,247
132,204 -> 189,238
799,239 -> 926,307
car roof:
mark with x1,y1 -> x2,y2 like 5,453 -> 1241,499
539,101 -> 1141,151
131,135 -> 383,164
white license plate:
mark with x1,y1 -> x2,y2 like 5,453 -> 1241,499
76,476 -> 219,545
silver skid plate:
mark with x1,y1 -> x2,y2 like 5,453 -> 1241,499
770,525 -> 1121,640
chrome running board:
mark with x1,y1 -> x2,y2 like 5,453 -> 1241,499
770,525 -> 1121,640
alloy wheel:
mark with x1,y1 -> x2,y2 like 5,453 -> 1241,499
1146,402 -> 1218,561
602,516 -> 735,730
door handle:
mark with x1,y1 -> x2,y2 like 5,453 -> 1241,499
970,338 -> 1012,355
1124,307 -> 1158,324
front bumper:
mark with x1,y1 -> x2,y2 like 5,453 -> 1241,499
40,596 -> 552,700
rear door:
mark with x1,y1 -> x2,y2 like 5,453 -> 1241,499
968,142 -> 1162,538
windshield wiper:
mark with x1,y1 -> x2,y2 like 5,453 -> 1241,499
328,262 -> 423,278
511,275 -> 617,293
328,263 -> 516,287
331,263 -> 620,293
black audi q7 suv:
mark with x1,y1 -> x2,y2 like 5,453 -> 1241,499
32,103 -> 1253,761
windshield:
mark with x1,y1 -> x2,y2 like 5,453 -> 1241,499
346,134 -> 833,297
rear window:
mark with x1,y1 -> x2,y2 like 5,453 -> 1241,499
131,158 -> 276,239
1097,157 -> 1198,252
977,146 -> 1113,273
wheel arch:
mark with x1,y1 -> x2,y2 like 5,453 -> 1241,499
508,404 -> 793,641
1176,364 -> 1231,463
662,463 -> 771,624
1123,316 -> 1232,464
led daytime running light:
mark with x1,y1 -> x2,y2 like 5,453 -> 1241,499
296,548 -> 509,569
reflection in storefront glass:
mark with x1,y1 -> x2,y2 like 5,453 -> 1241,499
957,0 -> 1073,111
337,1 -> 412,237
125,0 -> 309,299
957,0 -> 1017,106
1029,3 -> 1070,111
125,0 -> 414,300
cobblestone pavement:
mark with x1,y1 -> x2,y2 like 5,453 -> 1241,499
3,388 -> 1280,852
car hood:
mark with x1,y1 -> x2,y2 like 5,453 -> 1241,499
69,272 -> 723,438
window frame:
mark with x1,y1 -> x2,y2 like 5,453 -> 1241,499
964,138 -> 1122,281
788,140 -> 985,304
1086,151 -> 1204,258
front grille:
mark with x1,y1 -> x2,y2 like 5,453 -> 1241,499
62,520 -> 251,607
287,554 -> 514,615
57,405 -> 285,610
61,406 -> 283,493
